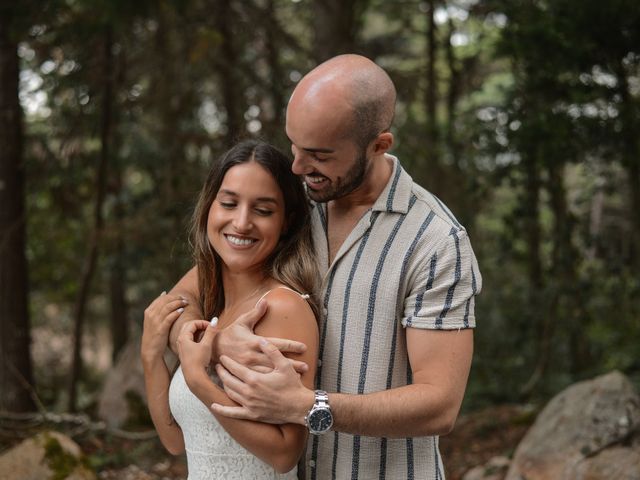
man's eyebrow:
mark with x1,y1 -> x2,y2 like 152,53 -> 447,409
303,147 -> 334,154
218,189 -> 279,204
286,136 -> 335,154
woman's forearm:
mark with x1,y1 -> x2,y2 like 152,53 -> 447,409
142,359 -> 185,455
183,365 -> 305,474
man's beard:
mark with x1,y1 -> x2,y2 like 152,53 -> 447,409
307,149 -> 368,203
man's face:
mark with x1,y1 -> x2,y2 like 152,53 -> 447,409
286,99 -> 370,203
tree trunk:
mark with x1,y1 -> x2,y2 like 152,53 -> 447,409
312,0 -> 362,63
214,0 -> 243,146
109,169 -> 128,362
262,0 -> 287,146
423,0 -> 443,197
0,8 -> 35,413
616,65 -> 640,268
68,26 -> 113,411
519,146 -> 545,398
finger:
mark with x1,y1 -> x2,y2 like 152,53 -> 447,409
219,354 -> 259,382
215,363 -> 250,399
199,324 -> 217,347
290,359 -> 309,374
179,320 -> 207,340
236,300 -> 268,329
259,340 -> 291,370
210,403 -> 255,420
161,298 -> 188,316
161,307 -> 185,328
266,337 -> 307,354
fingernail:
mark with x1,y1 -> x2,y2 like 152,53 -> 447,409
161,291 -> 167,296
182,299 -> 189,305
260,339 -> 269,346
177,307 -> 184,314
210,316 -> 218,327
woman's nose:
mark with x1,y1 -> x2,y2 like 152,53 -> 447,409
232,207 -> 252,231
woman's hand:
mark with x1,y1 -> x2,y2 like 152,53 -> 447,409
177,320 -> 217,386
141,292 -> 188,365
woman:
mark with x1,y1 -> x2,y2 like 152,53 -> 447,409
141,140 -> 319,479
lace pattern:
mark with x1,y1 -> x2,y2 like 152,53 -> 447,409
169,367 -> 297,480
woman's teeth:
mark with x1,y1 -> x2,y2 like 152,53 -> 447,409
226,235 -> 255,246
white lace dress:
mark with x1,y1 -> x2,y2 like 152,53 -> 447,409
169,367 -> 298,479
168,287 -> 308,480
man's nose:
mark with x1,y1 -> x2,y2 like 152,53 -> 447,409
291,151 -> 310,175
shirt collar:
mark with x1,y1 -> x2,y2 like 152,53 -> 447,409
371,154 -> 413,214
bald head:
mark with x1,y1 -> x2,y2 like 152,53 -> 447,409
289,54 -> 396,148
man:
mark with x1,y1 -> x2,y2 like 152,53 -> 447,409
168,54 -> 481,479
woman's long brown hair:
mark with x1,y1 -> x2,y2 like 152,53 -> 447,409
189,139 -> 319,321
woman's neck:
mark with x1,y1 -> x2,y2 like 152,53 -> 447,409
221,269 -> 274,310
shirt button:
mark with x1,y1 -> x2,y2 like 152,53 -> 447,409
309,460 -> 316,468
323,308 -> 328,316
317,359 -> 322,367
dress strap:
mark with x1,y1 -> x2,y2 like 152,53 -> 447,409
256,286 -> 310,305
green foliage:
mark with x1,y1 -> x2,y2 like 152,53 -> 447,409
12,0 -> 640,413
43,433 -> 81,480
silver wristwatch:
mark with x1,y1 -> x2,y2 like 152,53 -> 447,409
304,390 -> 333,435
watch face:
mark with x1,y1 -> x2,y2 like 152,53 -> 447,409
310,408 -> 333,433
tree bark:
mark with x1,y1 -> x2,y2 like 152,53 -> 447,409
0,7 -> 35,412
519,145 -> 545,398
214,0 -> 243,146
312,0 -> 363,63
68,26 -> 114,411
616,64 -> 640,268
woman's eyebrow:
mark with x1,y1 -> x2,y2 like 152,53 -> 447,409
218,189 -> 279,204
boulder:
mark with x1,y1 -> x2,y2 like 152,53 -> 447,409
506,370 -> 640,480
0,430 -> 95,480
97,337 -> 177,428
463,456 -> 510,480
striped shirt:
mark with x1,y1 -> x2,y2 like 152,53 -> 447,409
304,155 -> 482,480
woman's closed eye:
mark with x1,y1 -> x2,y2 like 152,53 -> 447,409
255,208 -> 273,216
219,201 -> 236,209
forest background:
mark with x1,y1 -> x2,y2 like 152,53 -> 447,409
1,0 -> 639,477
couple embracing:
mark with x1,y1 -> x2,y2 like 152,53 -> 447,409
142,54 -> 481,480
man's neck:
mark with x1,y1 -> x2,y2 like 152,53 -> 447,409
330,154 -> 393,213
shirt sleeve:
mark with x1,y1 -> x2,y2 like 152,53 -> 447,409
402,228 -> 482,330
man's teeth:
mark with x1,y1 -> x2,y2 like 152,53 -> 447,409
307,176 -> 325,184
226,235 -> 255,246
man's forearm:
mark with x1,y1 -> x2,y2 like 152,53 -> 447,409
328,384 -> 460,438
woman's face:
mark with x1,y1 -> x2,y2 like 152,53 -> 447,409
207,161 -> 286,274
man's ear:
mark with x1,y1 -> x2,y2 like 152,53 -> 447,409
372,131 -> 394,155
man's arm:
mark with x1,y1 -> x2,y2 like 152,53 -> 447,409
213,327 -> 473,438
165,266 -> 309,368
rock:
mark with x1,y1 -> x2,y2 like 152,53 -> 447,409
463,456 -> 510,480
97,337 -> 177,428
0,430 -> 95,480
506,370 -> 640,480
573,444 -> 640,480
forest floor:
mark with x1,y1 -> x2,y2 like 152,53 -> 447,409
90,403 -> 534,480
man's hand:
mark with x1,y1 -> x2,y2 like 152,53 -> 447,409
211,340 -> 314,425
216,300 -> 309,374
